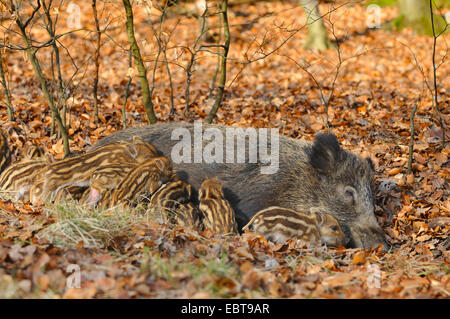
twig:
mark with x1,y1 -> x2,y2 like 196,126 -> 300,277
0,50 -> 14,121
206,0 -> 230,124
147,1 -> 171,119
407,100 -> 419,174
41,0 -> 69,130
163,47 -> 175,117
183,5 -> 209,118
123,49 -> 132,128
429,0 -> 446,150
209,7 -> 222,99
92,0 -> 102,124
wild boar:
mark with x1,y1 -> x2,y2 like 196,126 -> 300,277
88,122 -> 388,250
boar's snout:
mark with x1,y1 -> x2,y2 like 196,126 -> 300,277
348,217 -> 390,251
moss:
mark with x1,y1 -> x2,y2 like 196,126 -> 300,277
365,0 -> 449,8
365,0 -> 398,7
386,13 -> 448,36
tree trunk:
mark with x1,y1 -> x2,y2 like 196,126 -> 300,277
394,0 -> 447,35
300,0 -> 332,51
123,0 -> 157,124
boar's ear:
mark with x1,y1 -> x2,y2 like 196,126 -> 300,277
309,134 -> 341,174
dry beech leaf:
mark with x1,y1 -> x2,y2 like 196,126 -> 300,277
352,251 -> 367,265
234,247 -> 254,261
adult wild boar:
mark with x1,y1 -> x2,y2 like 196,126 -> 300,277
89,122 -> 388,250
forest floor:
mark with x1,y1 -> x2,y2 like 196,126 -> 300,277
0,1 -> 449,298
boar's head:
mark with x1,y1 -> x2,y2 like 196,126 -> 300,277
307,134 -> 389,251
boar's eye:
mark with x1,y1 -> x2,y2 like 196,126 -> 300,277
330,226 -> 339,232
344,186 -> 356,203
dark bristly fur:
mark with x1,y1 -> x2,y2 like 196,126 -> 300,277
88,123 -> 388,250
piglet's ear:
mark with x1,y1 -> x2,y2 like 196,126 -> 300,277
153,157 -> 169,172
127,144 -> 139,159
198,187 -> 205,199
44,153 -> 55,163
132,136 -> 145,145
310,207 -> 324,226
185,183 -> 193,198
315,211 -> 325,226
309,133 -> 341,174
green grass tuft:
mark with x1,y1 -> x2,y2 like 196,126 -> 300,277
38,200 -> 161,249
